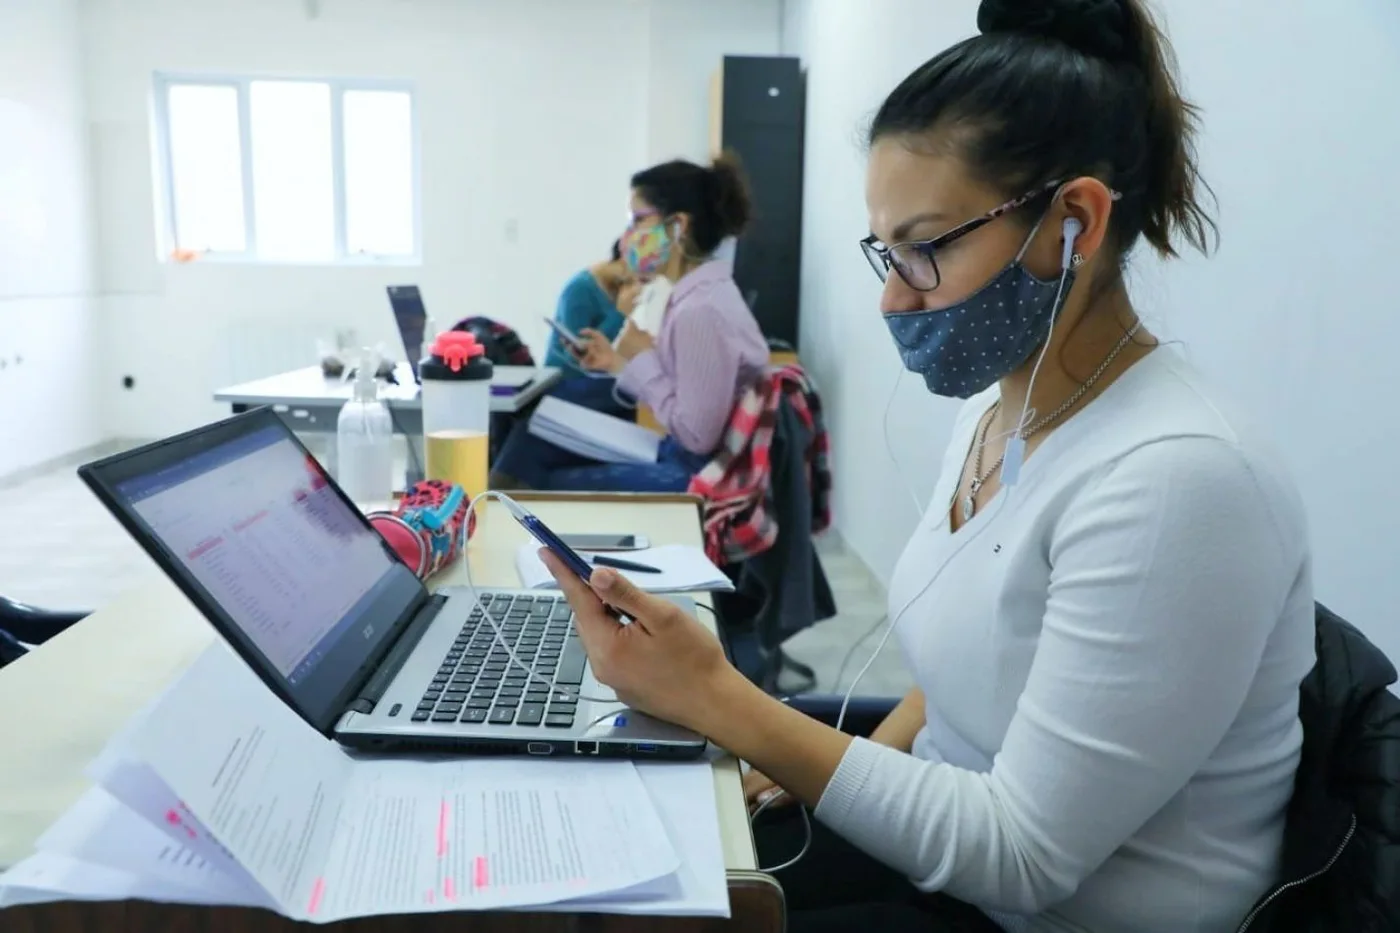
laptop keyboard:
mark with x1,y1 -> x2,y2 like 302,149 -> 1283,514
412,593 -> 587,729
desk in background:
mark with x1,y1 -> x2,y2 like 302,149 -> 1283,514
213,363 -> 562,435
0,492 -> 781,933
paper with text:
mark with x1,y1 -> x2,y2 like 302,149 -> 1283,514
0,851 -> 247,910
125,647 -> 352,913
29,786 -> 270,908
114,645 -> 680,921
312,758 -> 679,919
539,762 -> 728,917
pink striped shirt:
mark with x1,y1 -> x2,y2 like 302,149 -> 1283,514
617,261 -> 769,455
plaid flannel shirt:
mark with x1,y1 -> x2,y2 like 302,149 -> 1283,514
687,365 -> 831,565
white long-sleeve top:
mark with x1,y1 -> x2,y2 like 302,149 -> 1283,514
815,349 -> 1315,932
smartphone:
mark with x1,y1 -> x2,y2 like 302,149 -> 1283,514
559,533 -> 649,552
543,317 -> 586,352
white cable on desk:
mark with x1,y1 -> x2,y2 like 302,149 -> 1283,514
457,490 -> 619,705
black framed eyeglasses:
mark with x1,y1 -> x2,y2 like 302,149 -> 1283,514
860,178 -> 1065,292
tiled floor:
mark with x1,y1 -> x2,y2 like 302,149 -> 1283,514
0,447 -> 912,698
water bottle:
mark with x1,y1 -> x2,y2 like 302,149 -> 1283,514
336,348 -> 397,503
419,331 -> 494,502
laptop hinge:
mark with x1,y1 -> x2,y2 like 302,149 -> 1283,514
350,593 -> 447,714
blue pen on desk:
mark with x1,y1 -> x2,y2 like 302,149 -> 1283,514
590,554 -> 662,574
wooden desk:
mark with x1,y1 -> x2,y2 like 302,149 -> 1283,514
0,492 -> 781,933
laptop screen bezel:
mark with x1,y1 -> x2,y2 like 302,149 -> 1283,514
387,284 -> 428,384
77,408 -> 428,736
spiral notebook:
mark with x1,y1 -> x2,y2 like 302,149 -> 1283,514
527,396 -> 661,465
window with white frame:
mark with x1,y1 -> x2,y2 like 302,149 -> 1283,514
154,76 -> 418,263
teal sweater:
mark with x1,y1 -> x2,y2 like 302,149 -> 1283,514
545,270 -> 625,368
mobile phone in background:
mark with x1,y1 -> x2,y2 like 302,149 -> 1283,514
559,534 -> 649,552
500,499 -> 595,583
543,317 -> 586,352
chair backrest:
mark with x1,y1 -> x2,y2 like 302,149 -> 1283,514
1245,603 -> 1400,931
0,626 -> 27,668
0,596 -> 89,669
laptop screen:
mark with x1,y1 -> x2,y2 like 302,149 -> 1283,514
89,414 -> 424,732
387,285 -> 427,383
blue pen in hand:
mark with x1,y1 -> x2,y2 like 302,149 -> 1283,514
590,555 -> 662,574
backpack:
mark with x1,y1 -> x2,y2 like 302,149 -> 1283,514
450,316 -> 534,367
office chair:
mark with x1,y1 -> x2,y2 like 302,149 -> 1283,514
0,595 -> 89,668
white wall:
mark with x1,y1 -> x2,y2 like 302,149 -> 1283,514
0,0 -> 99,477
783,0 -> 1400,659
80,0 -> 779,440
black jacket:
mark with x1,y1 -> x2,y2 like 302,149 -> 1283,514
1239,603 -> 1400,932
724,395 -> 836,650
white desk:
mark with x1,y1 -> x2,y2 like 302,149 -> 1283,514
213,363 -> 562,435
0,492 -> 758,878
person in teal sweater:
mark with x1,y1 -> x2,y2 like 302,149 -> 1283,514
544,241 -> 635,369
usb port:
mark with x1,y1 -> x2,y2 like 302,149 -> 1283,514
575,740 -> 599,755
633,743 -> 658,754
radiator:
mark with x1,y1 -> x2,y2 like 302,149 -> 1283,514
219,319 -> 360,387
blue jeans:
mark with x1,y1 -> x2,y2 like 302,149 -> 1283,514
492,377 -> 710,492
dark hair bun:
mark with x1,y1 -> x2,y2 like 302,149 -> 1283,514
707,151 -> 752,240
977,0 -> 1130,63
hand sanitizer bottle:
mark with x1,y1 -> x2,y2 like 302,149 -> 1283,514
336,348 -> 396,503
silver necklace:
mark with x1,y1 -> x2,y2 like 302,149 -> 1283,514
962,321 -> 1143,524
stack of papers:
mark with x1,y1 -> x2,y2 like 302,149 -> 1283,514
0,647 -> 728,920
516,544 -> 735,594
528,396 -> 661,465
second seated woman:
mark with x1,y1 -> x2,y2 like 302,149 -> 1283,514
490,153 -> 768,492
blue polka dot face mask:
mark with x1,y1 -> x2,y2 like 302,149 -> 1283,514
882,216 -> 1071,399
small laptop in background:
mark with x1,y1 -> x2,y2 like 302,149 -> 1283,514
77,408 -> 706,760
386,285 -> 428,383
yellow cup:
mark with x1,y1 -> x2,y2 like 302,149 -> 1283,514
425,430 -> 489,503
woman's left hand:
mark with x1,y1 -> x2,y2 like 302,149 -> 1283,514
540,550 -> 736,733
614,322 -> 655,361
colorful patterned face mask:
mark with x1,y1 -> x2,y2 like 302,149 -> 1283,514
622,220 -> 674,278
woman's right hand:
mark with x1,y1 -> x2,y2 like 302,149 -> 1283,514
744,768 -> 795,814
576,329 -> 625,374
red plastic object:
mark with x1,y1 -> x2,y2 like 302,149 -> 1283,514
428,331 -> 486,373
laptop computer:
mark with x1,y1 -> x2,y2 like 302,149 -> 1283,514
386,285 -> 428,383
77,408 -> 707,760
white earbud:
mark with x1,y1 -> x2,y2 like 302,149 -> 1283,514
1061,217 -> 1082,271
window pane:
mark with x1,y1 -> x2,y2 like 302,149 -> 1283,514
166,84 -> 245,253
343,90 -> 415,256
249,81 -> 334,261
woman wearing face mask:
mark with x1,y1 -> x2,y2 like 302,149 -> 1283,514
538,1 -> 1315,931
490,153 -> 768,492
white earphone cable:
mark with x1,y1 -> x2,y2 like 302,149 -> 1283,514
753,505 -> 1001,873
881,369 -> 926,519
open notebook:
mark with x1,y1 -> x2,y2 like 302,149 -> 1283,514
527,396 -> 661,465
515,544 -> 735,594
